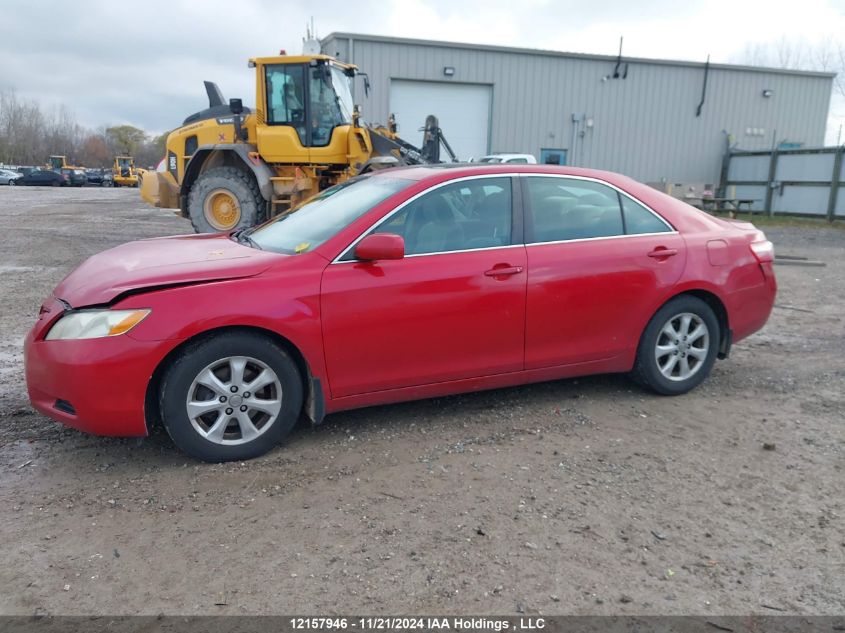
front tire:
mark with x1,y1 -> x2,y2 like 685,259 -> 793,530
631,295 -> 720,395
187,166 -> 263,233
159,332 -> 303,462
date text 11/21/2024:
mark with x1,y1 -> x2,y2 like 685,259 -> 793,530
289,617 -> 548,631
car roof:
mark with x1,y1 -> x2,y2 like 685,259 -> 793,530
480,153 -> 534,159
376,163 -> 633,186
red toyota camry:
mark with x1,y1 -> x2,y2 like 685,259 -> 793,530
24,165 -> 776,462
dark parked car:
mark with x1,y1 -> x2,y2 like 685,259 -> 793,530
62,168 -> 87,187
86,169 -> 113,186
20,169 -> 68,187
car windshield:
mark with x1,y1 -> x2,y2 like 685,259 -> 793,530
247,176 -> 412,255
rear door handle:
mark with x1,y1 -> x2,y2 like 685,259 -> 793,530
484,265 -> 523,277
647,248 -> 678,258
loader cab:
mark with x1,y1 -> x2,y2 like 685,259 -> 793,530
254,55 -> 357,165
115,156 -> 135,174
49,156 -> 68,170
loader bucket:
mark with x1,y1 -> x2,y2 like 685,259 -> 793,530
140,171 -> 179,209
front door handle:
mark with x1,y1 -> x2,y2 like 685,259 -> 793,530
647,247 -> 678,259
484,265 -> 523,277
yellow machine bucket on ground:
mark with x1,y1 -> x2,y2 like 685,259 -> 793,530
139,169 -> 179,209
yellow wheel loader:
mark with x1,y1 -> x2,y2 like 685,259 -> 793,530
113,156 -> 139,188
140,53 -> 456,233
47,156 -> 84,170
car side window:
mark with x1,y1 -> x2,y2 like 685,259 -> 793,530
353,177 -> 513,257
620,195 -> 672,234
526,177 -> 623,243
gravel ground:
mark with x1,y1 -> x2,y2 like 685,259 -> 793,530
0,187 -> 843,616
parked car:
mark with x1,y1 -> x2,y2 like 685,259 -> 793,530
20,169 -> 68,186
61,168 -> 87,187
24,165 -> 777,462
85,169 -> 113,186
478,153 -> 537,164
0,168 -> 23,185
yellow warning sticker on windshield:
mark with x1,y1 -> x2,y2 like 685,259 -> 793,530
295,242 -> 311,254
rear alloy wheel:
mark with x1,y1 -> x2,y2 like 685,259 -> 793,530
160,332 -> 303,462
188,166 -> 263,233
631,295 -> 719,395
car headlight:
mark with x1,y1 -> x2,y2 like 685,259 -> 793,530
45,309 -> 151,341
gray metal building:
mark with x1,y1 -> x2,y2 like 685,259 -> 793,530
321,32 -> 834,186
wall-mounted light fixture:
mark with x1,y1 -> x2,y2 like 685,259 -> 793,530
443,66 -> 456,77
762,89 -> 773,98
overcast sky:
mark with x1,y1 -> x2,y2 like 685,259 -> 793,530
2,0 -> 843,141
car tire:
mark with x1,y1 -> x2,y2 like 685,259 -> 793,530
188,166 -> 263,233
631,295 -> 720,396
9,179 -> 15,186
159,331 -> 303,462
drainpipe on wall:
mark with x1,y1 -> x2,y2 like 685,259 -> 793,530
348,37 -> 355,100
570,113 -> 581,166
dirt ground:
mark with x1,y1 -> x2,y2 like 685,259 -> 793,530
0,186 -> 842,616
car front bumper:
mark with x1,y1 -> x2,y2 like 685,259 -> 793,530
24,328 -> 178,437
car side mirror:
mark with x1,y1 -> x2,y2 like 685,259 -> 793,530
354,233 -> 404,261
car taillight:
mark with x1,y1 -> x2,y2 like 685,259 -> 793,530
750,240 -> 774,263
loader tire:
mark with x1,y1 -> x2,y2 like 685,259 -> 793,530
188,166 -> 264,234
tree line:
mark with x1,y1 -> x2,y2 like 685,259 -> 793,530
0,89 -> 167,169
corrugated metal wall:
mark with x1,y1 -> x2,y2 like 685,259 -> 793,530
725,148 -> 845,217
322,34 -> 833,185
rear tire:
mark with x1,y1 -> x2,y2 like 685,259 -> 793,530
187,166 -> 263,233
159,332 -> 303,462
631,295 -> 720,395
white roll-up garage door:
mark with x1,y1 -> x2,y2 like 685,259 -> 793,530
389,80 -> 491,161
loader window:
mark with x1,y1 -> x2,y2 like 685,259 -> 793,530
265,64 -> 307,142
309,64 -> 352,147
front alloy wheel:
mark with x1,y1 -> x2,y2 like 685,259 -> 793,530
160,332 -> 303,462
186,355 -> 282,445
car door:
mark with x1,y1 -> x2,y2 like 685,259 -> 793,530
522,175 -> 687,369
320,176 -> 527,398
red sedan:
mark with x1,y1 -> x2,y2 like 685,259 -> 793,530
24,165 -> 776,462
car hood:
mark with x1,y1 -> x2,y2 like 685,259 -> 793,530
53,233 -> 282,307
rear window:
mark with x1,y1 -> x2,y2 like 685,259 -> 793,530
527,177 -> 624,242
621,196 -> 673,234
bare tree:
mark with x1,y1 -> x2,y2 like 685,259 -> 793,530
0,89 -> 167,168
733,37 -> 844,99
